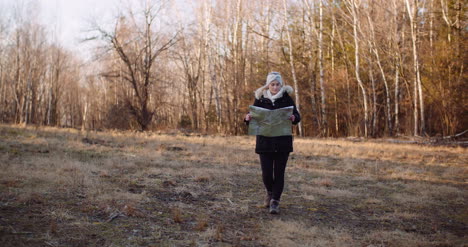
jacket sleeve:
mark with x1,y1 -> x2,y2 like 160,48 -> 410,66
288,96 -> 301,125
244,98 -> 260,126
292,105 -> 301,125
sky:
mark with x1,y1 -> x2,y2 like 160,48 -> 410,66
0,0 -> 194,60
38,0 -> 118,49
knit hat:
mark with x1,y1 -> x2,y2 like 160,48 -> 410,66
255,72 -> 293,100
265,72 -> 283,86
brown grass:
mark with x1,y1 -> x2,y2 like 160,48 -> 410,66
0,124 -> 466,246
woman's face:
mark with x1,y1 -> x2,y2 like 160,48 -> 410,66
268,80 -> 282,95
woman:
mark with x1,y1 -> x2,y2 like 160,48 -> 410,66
245,72 -> 301,214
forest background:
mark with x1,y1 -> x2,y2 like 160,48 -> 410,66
0,0 -> 466,138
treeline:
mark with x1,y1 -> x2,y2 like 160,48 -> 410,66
0,0 -> 466,137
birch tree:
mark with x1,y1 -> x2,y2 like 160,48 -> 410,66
283,0 -> 303,136
318,0 -> 328,136
391,0 -> 402,134
345,0 -> 368,137
405,0 -> 425,136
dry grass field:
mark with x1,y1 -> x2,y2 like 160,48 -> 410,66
0,124 -> 466,246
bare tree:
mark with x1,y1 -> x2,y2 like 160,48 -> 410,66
345,0 -> 368,137
365,5 -> 393,136
175,27 -> 202,129
46,45 -> 67,126
93,1 -> 179,131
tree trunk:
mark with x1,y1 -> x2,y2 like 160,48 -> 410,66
366,12 -> 393,136
392,0 -> 400,134
368,56 -> 377,137
350,0 -> 368,137
0,63 -> 4,122
82,97 -> 88,131
318,0 -> 327,136
331,10 -> 338,135
405,0 -> 425,136
283,0 -> 303,136
232,0 -> 242,135
303,0 -> 319,132
335,5 -> 353,135
394,56 -> 400,134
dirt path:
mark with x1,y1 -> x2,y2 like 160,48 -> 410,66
0,125 -> 466,246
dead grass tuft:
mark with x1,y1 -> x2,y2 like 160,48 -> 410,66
49,219 -> 58,234
1,179 -> 23,188
363,198 -> 383,205
17,191 -> 45,205
193,175 -> 211,183
215,224 -> 224,241
199,227 -> 217,242
379,210 -> 419,221
314,177 -> 334,187
162,180 -> 177,187
195,215 -> 209,231
122,204 -> 144,217
362,230 -> 458,246
171,207 -> 183,223
47,207 -> 76,222
300,184 -> 357,198
265,219 -> 355,246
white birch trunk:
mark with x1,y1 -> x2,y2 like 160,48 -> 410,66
392,0 -> 400,134
318,0 -> 327,136
82,95 -> 88,131
350,0 -> 368,137
394,57 -> 400,134
232,0 -> 242,135
283,0 -> 303,136
405,0 -> 425,135
331,10 -> 338,135
440,0 -> 453,42
368,55 -> 377,137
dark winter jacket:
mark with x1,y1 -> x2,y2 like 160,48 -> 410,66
245,86 -> 301,153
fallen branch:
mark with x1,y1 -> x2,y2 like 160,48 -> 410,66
443,129 -> 468,139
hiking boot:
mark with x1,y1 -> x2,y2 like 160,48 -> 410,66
269,199 -> 280,214
264,192 -> 272,208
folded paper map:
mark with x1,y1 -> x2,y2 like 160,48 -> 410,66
248,106 -> 293,137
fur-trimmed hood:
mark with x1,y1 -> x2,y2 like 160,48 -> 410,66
255,85 -> 294,100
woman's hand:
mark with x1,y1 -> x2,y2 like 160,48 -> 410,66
289,115 -> 295,122
245,113 -> 252,121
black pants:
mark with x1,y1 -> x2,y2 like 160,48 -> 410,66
259,152 -> 289,201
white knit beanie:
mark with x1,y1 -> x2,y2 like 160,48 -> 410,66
255,72 -> 293,100
265,72 -> 283,86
